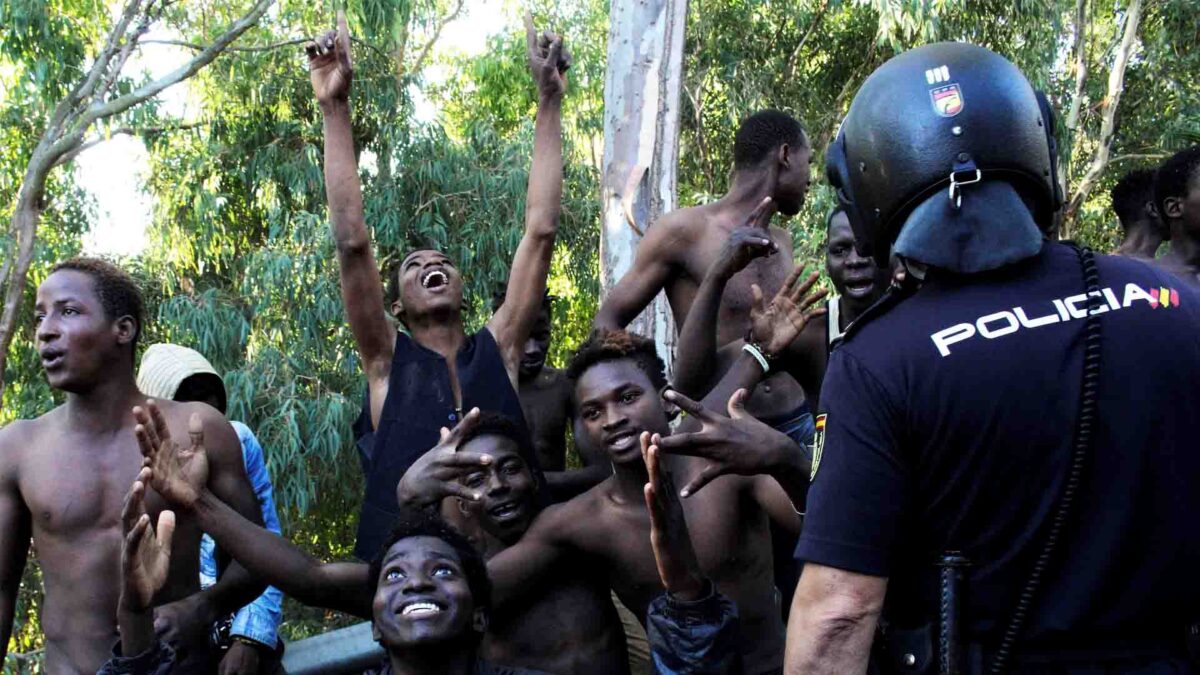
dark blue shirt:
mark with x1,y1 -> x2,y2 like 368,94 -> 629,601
355,328 -> 532,561
796,242 -> 1200,647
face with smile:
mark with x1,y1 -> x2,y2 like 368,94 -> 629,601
826,211 -> 891,314
35,270 -> 134,393
394,250 -> 465,322
456,435 -> 536,545
574,358 -> 672,466
371,536 -> 484,650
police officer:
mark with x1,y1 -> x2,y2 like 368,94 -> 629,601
768,41 -> 1200,674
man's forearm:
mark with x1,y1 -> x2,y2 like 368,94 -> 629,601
674,270 -> 731,398
525,94 -> 563,239
192,490 -> 330,608
118,604 -> 157,657
321,101 -> 368,252
785,567 -> 884,675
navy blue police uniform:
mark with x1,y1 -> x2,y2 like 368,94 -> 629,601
796,241 -> 1200,671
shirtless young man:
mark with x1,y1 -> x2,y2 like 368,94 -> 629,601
491,291 -> 609,501
131,404 -> 733,674
1153,145 -> 1200,286
1111,168 -> 1168,259
397,412 -> 626,673
0,258 -> 265,673
487,328 -> 813,674
593,110 -> 814,436
674,206 -> 892,414
306,12 -> 569,558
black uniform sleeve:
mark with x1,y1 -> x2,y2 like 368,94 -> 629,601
794,348 -> 907,577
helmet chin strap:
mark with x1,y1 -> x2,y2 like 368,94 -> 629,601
893,179 -> 1044,274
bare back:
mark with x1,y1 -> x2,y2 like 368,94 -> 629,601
0,399 -> 249,674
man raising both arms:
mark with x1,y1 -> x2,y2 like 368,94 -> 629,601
0,258 -> 265,673
307,12 -> 568,559
593,111 -> 816,442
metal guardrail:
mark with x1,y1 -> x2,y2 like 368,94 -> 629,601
282,621 -> 385,675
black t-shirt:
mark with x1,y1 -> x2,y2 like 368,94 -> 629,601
795,242 -> 1200,647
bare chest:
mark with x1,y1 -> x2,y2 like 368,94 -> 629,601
20,434 -> 147,537
681,231 -> 795,340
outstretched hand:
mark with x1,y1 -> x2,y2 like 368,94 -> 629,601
654,389 -> 802,497
120,469 -> 176,614
306,10 -> 353,105
134,401 -> 209,511
642,432 -> 706,601
396,408 -> 494,509
749,266 -> 827,358
524,12 -> 570,99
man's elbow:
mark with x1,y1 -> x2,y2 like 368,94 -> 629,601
334,234 -> 372,258
523,211 -> 559,241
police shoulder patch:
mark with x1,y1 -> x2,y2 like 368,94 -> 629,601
811,414 -> 827,481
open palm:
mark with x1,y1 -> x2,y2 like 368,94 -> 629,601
134,402 -> 209,510
120,474 -> 176,612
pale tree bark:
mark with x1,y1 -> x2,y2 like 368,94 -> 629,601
1059,0 -> 1090,208
1063,0 -> 1142,232
599,0 -> 688,374
0,0 -> 274,398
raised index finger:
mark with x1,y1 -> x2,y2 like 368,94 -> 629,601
776,265 -> 805,301
336,10 -> 352,66
662,389 -> 712,421
523,11 -> 538,59
788,270 -> 822,304
147,400 -> 172,446
746,196 -> 774,229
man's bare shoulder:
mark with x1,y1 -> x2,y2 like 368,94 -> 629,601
527,480 -> 613,542
0,408 -> 65,471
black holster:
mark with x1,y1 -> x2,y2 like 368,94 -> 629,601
874,553 -> 970,675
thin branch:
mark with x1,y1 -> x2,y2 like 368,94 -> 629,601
1110,152 -> 1167,164
408,0 -> 466,76
140,36 -> 309,53
73,0 -> 145,106
1061,0 -> 1089,202
785,0 -> 829,81
53,122 -> 204,167
77,0 -> 274,129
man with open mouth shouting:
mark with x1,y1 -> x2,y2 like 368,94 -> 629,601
305,10 -> 568,561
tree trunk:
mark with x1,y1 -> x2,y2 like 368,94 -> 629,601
599,0 -> 688,374
1064,0 -> 1142,231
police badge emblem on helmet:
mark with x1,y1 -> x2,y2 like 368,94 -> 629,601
811,414 -> 827,481
931,83 -> 963,117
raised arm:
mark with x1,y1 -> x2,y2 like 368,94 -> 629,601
486,503 -> 574,610
593,218 -> 685,331
674,198 -> 778,398
308,12 -> 395,422
0,438 -> 31,664
489,15 -> 567,377
135,403 -> 375,619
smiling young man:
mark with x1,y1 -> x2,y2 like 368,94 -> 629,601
397,412 -> 627,674
131,402 -> 732,675
0,258 -> 265,674
305,12 -> 568,560
486,329 -> 811,674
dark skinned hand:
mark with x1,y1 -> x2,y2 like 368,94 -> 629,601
396,407 -> 495,509
119,469 -> 176,614
712,197 -> 779,281
134,401 -> 208,512
654,389 -> 804,497
219,641 -> 263,675
749,265 -> 827,359
641,432 -> 707,602
525,12 -> 570,99
306,11 -> 353,106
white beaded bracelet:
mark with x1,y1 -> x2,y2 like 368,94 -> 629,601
742,342 -> 770,374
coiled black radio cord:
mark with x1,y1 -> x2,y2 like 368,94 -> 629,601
988,244 -> 1103,673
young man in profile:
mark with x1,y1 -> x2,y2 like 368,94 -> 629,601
0,258 -> 264,673
1112,168 -> 1168,259
1154,145 -> 1200,285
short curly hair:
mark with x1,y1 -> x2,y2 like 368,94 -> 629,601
733,110 -> 807,171
566,329 -> 668,392
1110,169 -> 1160,232
369,508 -> 491,620
48,257 -> 144,350
1155,145 -> 1200,220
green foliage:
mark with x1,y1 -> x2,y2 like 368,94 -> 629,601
2,0 -> 1198,662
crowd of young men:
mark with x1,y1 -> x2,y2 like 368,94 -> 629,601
2,9 -> 1200,675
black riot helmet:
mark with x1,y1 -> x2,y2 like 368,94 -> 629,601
826,42 -> 1061,273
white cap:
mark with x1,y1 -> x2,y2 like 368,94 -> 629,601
136,343 -> 220,400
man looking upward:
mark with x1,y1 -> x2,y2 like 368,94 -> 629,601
306,12 -> 569,559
